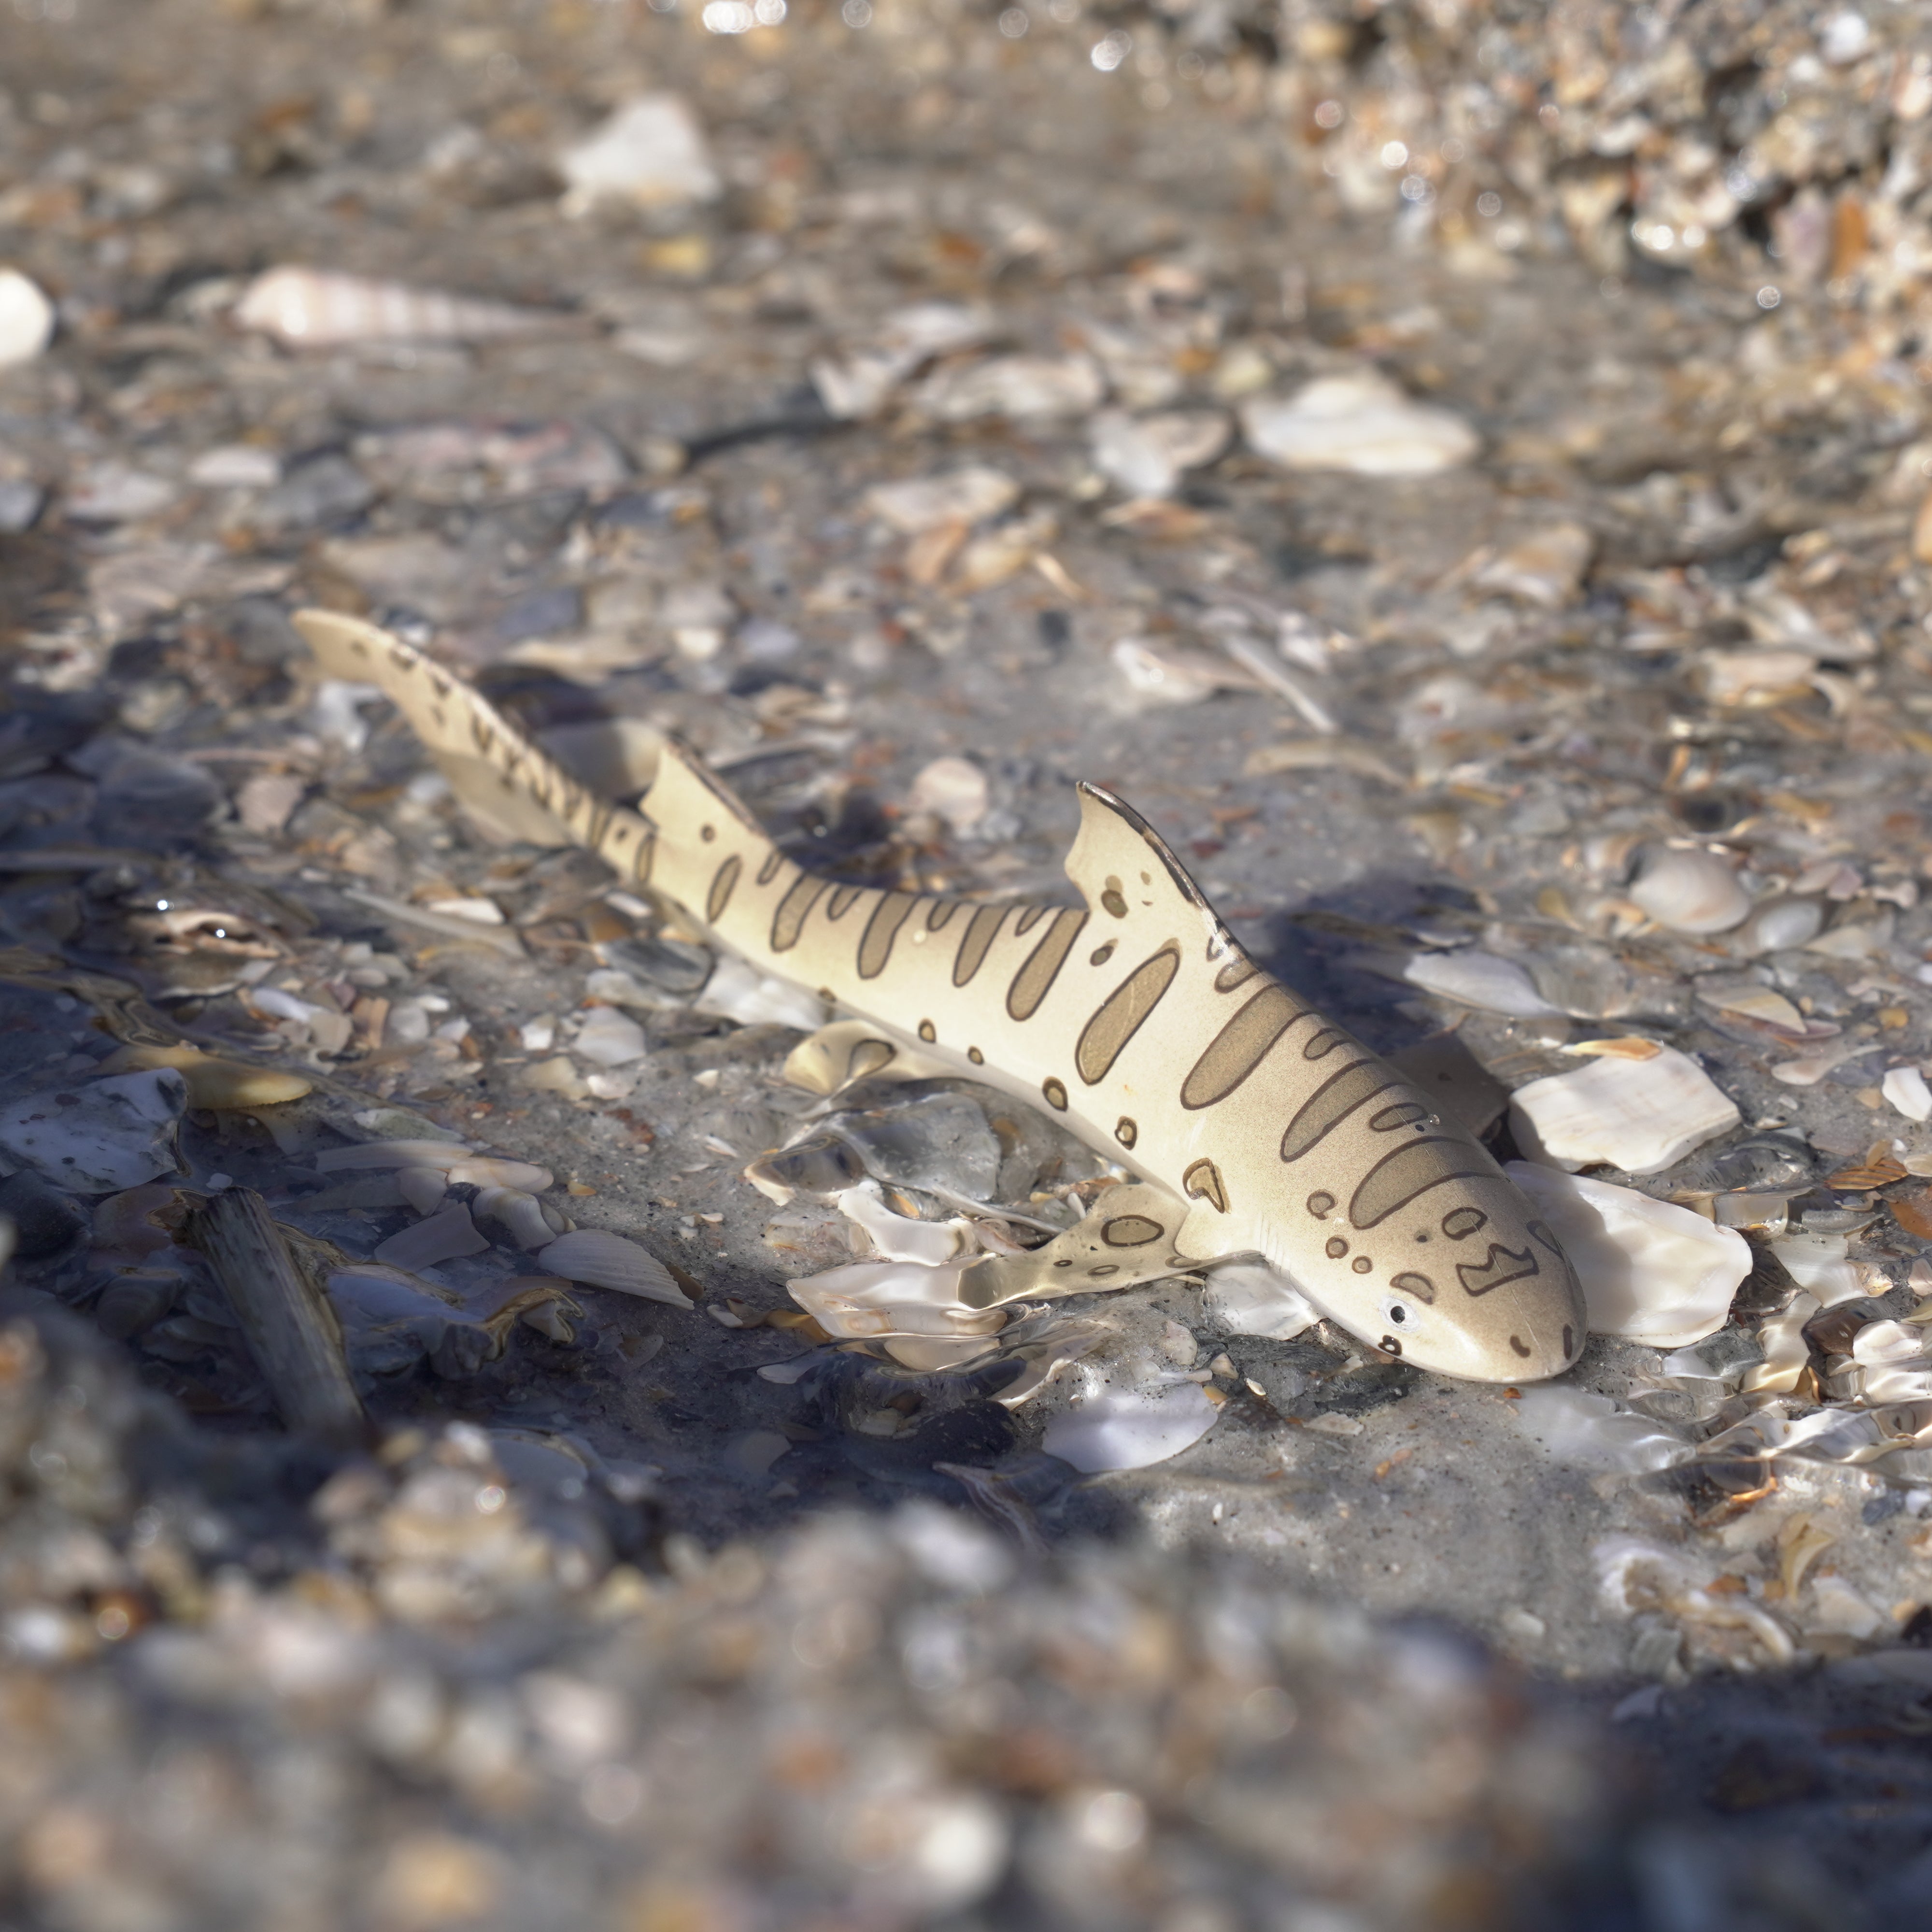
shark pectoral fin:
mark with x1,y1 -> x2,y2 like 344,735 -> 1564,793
955,1182 -> 1199,1310
430,752 -> 577,847
782,1021 -> 958,1097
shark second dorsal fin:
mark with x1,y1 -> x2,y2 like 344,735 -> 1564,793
1064,782 -> 1238,961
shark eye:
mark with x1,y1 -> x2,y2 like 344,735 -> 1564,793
1382,1296 -> 1420,1330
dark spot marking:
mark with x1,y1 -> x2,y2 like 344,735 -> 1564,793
1075,943 -> 1180,1084
1457,1243 -> 1541,1298
1089,941 -> 1116,967
1351,1142 -> 1495,1231
968,1047 -> 984,1065
1306,1191 -> 1335,1218
756,850 -> 785,886
1280,1059 -> 1404,1164
1014,903 -> 1049,936
1213,957 -> 1257,994
925,900 -> 961,932
917,1019 -> 936,1043
1325,1236 -> 1349,1259
1510,1335 -> 1532,1358
1087,1264 -> 1120,1278
1351,1256 -> 1373,1274
1008,908 -> 1088,1021
1101,878 -> 1128,918
1369,1100 -> 1432,1133
857,892 -> 917,980
1102,1215 -> 1164,1247
1115,1116 -> 1137,1149
1182,1157 -> 1229,1213
952,904 -> 1008,987
1379,1335 -> 1404,1357
1053,1257 -> 1073,1268
1042,1076 -> 1068,1111
706,854 -> 741,924
771,875 -> 830,952
1180,983 -> 1312,1110
1441,1207 -> 1488,1241
700,823 -> 716,843
825,884 -> 866,922
1390,1271 -> 1436,1306
1563,1324 -> 1576,1359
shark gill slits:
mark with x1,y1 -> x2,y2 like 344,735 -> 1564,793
1101,878 -> 1129,918
1089,941 -> 1116,967
1278,1060 -> 1401,1163
706,854 -> 741,923
857,892 -> 917,980
1115,1116 -> 1138,1149
1102,1215 -> 1164,1247
918,1019 -> 936,1043
1389,1270 -> 1436,1305
952,904 -> 1007,987
1180,983 -> 1310,1110
770,875 -> 830,952
1042,1077 -> 1069,1111
1349,1142 -> 1493,1231
1306,1191 -> 1335,1218
1182,1157 -> 1229,1213
1350,1256 -> 1373,1274
1325,1236 -> 1349,1259
1457,1242 -> 1540,1297
825,884 -> 866,921
1441,1206 -> 1488,1241
967,1047 -> 984,1065
756,850 -> 785,886
1008,908 -> 1088,1021
1075,943 -> 1180,1084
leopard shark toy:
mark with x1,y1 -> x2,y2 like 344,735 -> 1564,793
296,610 -> 1585,1383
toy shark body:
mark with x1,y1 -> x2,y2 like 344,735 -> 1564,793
296,610 -> 1585,1383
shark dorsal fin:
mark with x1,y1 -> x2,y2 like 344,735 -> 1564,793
1064,782 -> 1237,961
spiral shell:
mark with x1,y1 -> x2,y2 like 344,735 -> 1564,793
234,267 -> 572,349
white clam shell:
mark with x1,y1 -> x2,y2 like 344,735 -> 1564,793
0,1071 -> 187,1193
445,1157 -> 554,1193
374,1204 -> 491,1270
1396,949 -> 1566,1019
572,1006 -> 647,1068
1883,1066 -> 1932,1123
558,94 -> 722,211
1509,1045 -> 1740,1176
473,1186 -> 567,1252
1733,896 -> 1825,954
1628,847 -> 1751,935
534,1227 -> 684,1306
0,268 -> 55,368
1506,1163 -> 1750,1347
866,467 -> 1019,536
1042,1369 -> 1220,1473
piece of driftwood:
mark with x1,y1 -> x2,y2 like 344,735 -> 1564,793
185,1187 -> 367,1449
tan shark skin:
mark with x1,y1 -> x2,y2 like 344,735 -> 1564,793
294,610 -> 1586,1384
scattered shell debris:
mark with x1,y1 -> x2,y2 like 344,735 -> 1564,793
6,0 -> 1932,1918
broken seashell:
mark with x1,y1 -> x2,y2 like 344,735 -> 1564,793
1506,1164 -> 1750,1347
1512,1386 -> 1691,1473
473,1187 -> 569,1252
1628,847 -> 1752,935
572,1006 -> 647,1068
373,1204 -> 491,1270
1770,1040 -> 1882,1087
1241,372 -> 1478,477
1698,648 -> 1818,709
95,1043 -> 312,1109
1692,982 -> 1808,1034
1768,1231 -> 1864,1306
444,1157 -> 554,1194
313,1139 -> 476,1173
396,1167 -> 449,1217
1110,637 -> 1249,707
1883,1066 -> 1932,1124
1089,408 -> 1231,499
558,94 -> 722,213
1562,1037 -> 1662,1061
0,1071 -> 188,1194
1729,896 -> 1825,956
534,1227 -> 684,1306
866,467 -> 1020,536
1469,523 -> 1594,609
1042,1369 -> 1220,1473
835,1182 -> 975,1267
1509,1045 -> 1740,1176
0,268 -> 56,368
234,267 -> 569,348
1390,949 -> 1566,1019
693,955 -> 827,1032
1202,1261 -> 1318,1341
